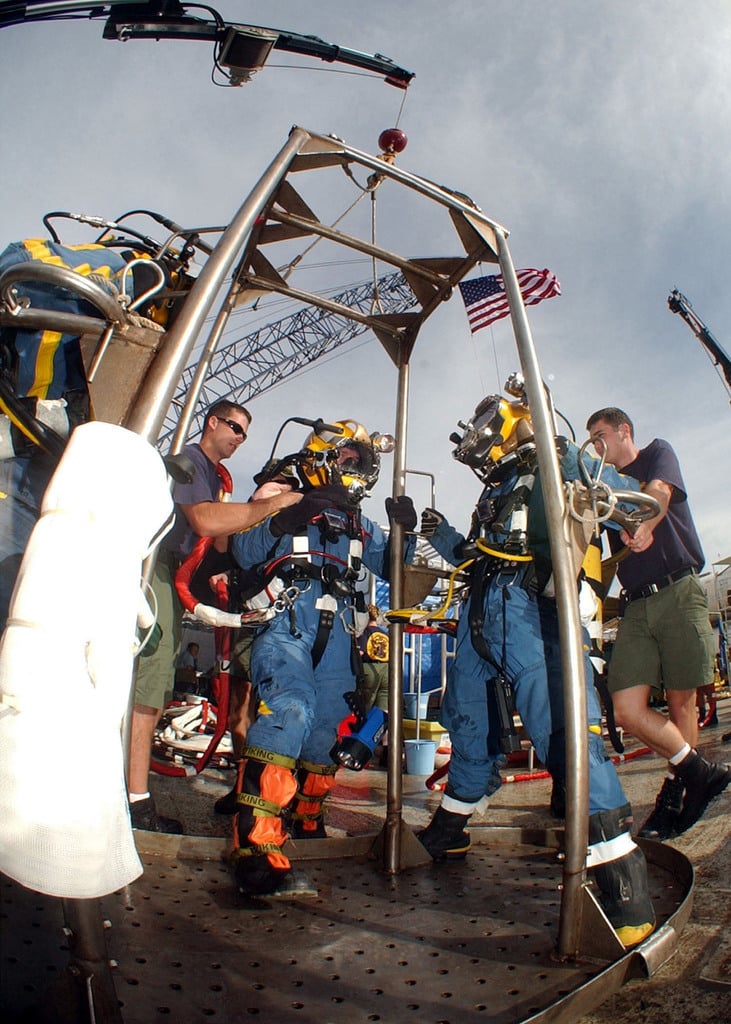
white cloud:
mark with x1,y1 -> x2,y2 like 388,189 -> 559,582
1,0 -> 728,564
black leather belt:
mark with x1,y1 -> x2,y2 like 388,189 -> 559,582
624,566 -> 696,603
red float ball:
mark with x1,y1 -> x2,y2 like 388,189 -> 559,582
378,128 -> 408,154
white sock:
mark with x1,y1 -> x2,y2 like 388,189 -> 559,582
129,791 -> 151,804
669,744 -> 692,766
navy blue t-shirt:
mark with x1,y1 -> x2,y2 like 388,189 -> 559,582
163,443 -> 222,561
611,438 -> 705,591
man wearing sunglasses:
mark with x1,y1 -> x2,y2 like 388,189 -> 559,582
129,400 -> 302,832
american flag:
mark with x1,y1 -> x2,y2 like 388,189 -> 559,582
458,268 -> 561,334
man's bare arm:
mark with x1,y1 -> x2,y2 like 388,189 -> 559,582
181,490 -> 301,538
620,478 -> 673,553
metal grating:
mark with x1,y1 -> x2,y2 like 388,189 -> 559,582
2,837 -> 685,1024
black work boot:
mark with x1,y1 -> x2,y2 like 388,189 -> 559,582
638,774 -> 685,840
129,796 -> 183,834
587,803 -> 655,948
673,750 -> 731,834
417,805 -> 471,860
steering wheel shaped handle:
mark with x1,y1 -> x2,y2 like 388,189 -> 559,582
603,488 -> 661,534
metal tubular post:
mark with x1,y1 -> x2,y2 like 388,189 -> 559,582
122,128 -> 311,809
497,234 -> 589,959
125,126 -> 312,443
59,898 -> 123,1024
384,353 -> 410,873
169,280 -> 242,453
298,129 -> 509,240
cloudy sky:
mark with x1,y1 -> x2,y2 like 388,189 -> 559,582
1,0 -> 729,571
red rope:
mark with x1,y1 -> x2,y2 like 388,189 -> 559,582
424,744 -> 653,791
153,463 -> 234,777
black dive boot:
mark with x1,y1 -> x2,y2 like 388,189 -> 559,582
417,805 -> 471,860
231,752 -> 297,896
587,803 -> 655,948
549,775 -> 566,819
214,785 -> 240,815
673,750 -> 730,834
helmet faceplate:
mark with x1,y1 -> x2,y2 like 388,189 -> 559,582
300,420 -> 380,499
452,395 -> 533,477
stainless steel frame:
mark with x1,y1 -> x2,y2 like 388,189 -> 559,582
118,125 -> 619,957
0,127 -> 689,1019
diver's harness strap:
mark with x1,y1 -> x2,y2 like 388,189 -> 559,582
311,593 -> 336,668
309,509 -> 366,670
241,506 -> 368,672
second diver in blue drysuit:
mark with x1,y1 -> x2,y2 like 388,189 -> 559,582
416,383 -> 656,948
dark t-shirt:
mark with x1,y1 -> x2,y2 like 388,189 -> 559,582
163,443 -> 222,561
611,438 -> 705,591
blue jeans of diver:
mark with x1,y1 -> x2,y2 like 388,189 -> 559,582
441,581 -> 626,815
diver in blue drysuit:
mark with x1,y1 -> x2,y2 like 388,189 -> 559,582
416,389 -> 656,948
228,421 -> 416,896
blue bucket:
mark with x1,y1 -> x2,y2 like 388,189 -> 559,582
404,739 -> 437,775
403,692 -> 430,719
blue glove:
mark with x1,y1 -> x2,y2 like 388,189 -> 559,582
420,507 -> 445,537
385,495 -> 417,530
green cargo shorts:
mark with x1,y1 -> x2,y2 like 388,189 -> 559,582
134,557 -> 182,710
608,574 -> 714,693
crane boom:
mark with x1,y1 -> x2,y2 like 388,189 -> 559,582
0,1 -> 415,87
668,288 -> 731,399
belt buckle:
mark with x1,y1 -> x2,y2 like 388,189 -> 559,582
644,583 -> 660,598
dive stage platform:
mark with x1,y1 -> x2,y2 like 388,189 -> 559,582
4,706 -> 730,1024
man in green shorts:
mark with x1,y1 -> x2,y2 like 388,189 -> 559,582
586,407 -> 729,840
129,402 -> 300,831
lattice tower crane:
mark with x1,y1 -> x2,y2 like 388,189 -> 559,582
157,270 -> 417,448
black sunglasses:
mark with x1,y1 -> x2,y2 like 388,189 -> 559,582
220,417 -> 247,439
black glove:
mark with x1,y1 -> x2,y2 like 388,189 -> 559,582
385,495 -> 417,531
269,484 -> 351,536
420,507 -> 445,537
344,690 -> 369,729
189,547 -> 233,605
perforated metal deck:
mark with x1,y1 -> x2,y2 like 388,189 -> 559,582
2,825 -> 690,1024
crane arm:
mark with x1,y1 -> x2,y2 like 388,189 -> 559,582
0,1 -> 415,88
668,288 -> 731,394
